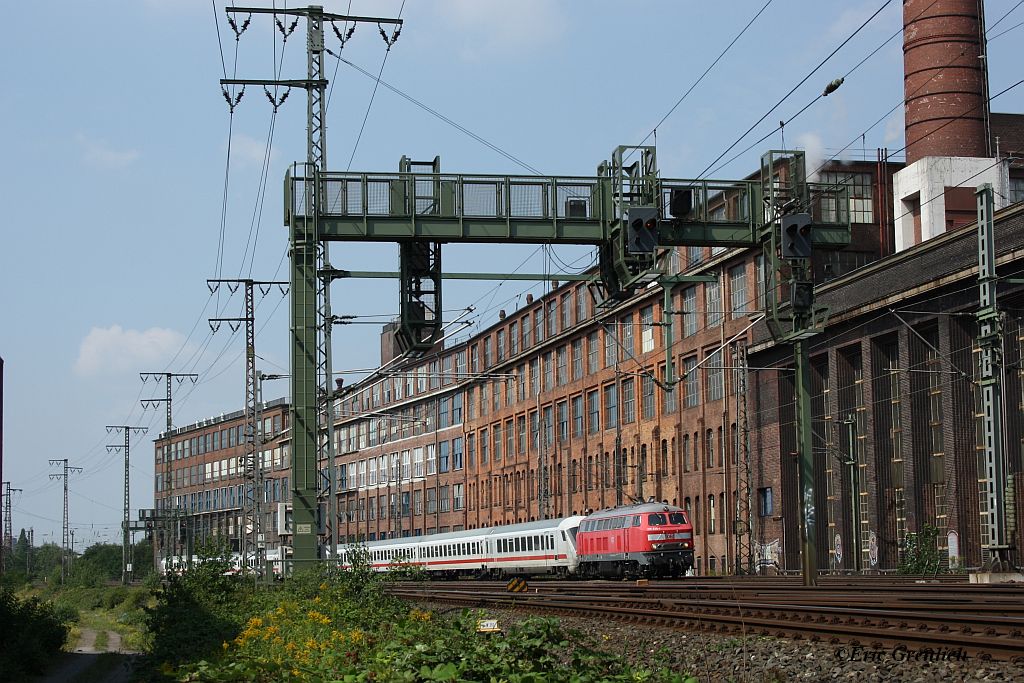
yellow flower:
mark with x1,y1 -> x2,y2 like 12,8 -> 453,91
349,629 -> 365,644
222,641 -> 229,651
307,610 -> 331,625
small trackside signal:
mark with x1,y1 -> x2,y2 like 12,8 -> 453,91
625,206 -> 659,254
780,213 -> 813,259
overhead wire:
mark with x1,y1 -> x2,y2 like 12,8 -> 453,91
346,0 -> 407,171
626,0 -> 775,160
694,0 -> 894,182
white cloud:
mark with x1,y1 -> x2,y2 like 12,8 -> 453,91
74,325 -> 187,377
884,110 -> 904,146
228,132 -> 274,168
438,0 -> 566,60
796,131 -> 825,181
76,133 -> 140,169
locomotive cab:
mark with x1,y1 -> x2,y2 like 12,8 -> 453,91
576,502 -> 695,579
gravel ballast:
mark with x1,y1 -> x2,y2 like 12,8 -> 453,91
424,603 -> 1024,682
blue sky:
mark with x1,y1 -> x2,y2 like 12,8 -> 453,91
2,0 -> 1022,548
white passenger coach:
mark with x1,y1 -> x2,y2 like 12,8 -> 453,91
336,516 -> 585,579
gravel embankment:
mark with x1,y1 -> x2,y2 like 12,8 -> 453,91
423,603 -> 1024,682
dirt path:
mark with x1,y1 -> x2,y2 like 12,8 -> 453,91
32,628 -> 137,683
73,627 -> 99,653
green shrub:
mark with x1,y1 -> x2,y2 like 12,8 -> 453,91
160,566 -> 690,682
104,586 -> 129,609
0,587 -> 70,682
899,524 -> 942,575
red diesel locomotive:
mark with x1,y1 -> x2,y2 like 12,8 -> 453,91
575,502 -> 694,578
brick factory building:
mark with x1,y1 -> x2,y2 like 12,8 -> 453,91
153,0 -> 1024,575
152,399 -> 291,561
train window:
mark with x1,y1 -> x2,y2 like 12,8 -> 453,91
611,517 -> 623,529
648,513 -> 668,526
632,515 -> 641,527
669,512 -> 686,524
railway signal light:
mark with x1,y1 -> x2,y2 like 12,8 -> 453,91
781,212 -> 813,259
625,206 -> 659,254
791,280 -> 814,312
669,188 -> 693,217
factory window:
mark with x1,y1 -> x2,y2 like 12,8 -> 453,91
558,400 -> 569,442
1010,177 -> 1024,204
642,374 -> 655,420
572,338 -> 583,380
572,395 -> 584,437
758,487 -> 773,517
621,313 -> 634,357
640,305 -> 655,353
705,349 -> 724,402
604,384 -> 618,428
622,378 -> 636,424
587,390 -> 600,434
705,278 -> 722,327
510,321 -> 519,355
820,171 -> 873,223
662,365 -> 677,414
729,264 -> 748,316
708,494 -> 716,534
684,356 -> 699,407
682,287 -> 698,337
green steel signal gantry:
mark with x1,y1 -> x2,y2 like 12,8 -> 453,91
284,145 -> 850,585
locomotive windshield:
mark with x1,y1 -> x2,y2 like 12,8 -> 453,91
648,512 -> 688,525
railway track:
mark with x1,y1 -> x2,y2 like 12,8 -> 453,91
388,578 -> 1024,661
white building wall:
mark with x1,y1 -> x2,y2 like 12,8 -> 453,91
892,156 -> 1010,252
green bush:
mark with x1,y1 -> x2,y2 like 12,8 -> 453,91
0,588 -> 70,682
899,524 -> 942,575
104,586 -> 129,609
156,564 -> 690,682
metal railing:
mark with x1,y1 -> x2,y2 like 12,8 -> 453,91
291,171 -> 607,222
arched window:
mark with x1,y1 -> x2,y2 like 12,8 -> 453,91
705,429 -> 714,468
708,494 -> 716,534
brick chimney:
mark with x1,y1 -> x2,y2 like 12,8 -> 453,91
903,0 -> 988,164
892,0 -> 1009,252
